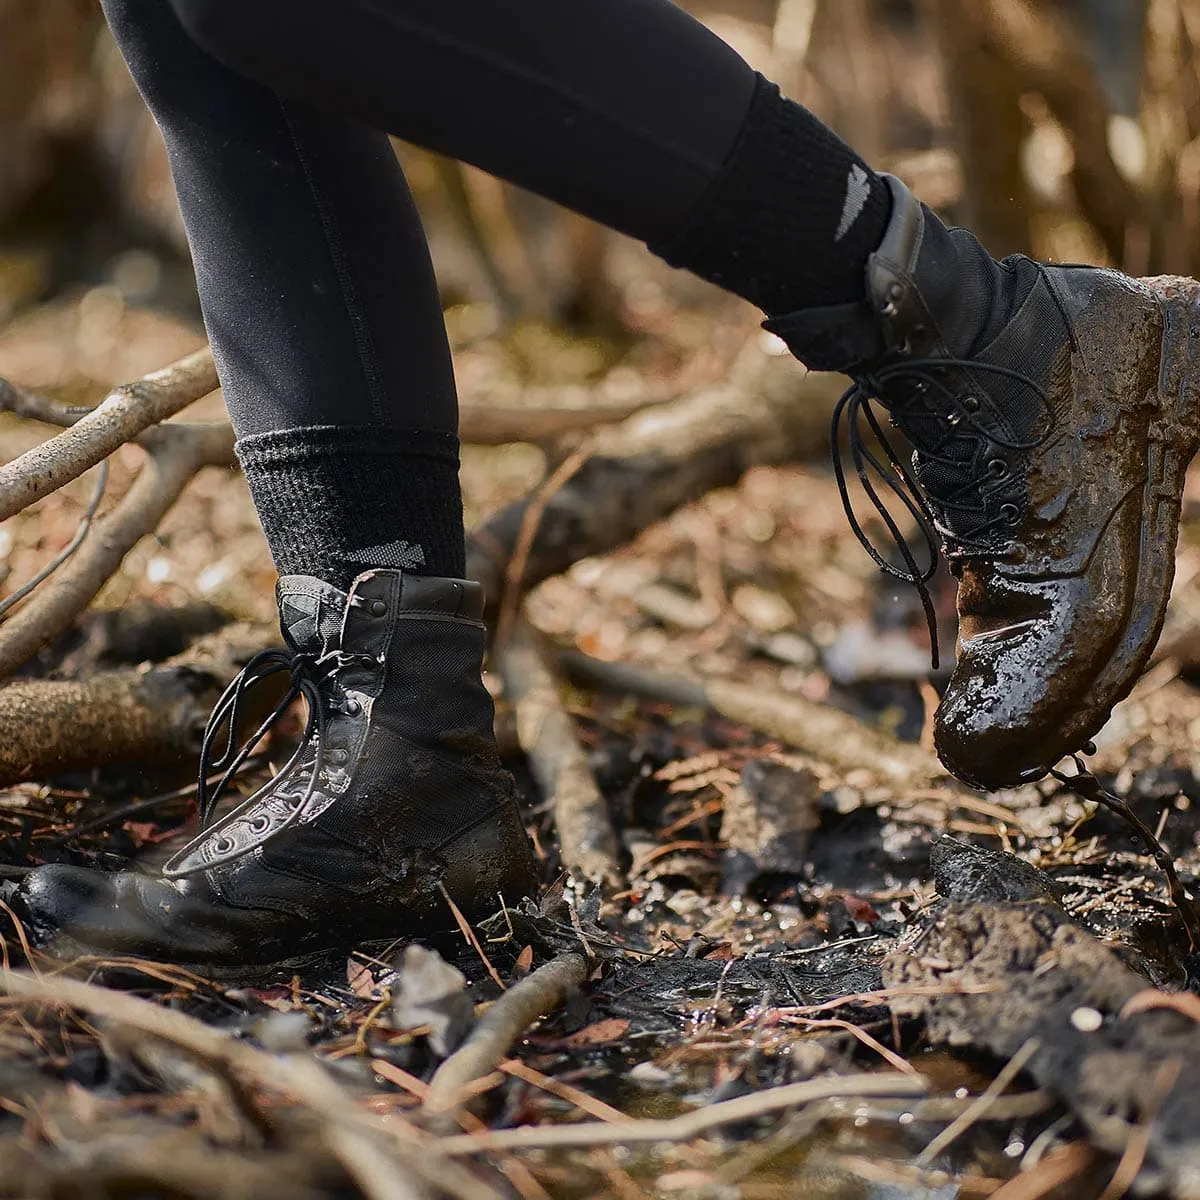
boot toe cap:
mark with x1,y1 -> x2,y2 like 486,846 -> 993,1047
12,863 -> 119,951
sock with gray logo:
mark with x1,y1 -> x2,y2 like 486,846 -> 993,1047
235,425 -> 466,589
653,74 -> 890,314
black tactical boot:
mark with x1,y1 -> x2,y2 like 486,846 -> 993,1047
13,570 -> 538,981
768,176 -> 1200,790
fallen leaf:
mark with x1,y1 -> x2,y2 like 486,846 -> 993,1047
1120,988 -> 1200,1024
347,958 -> 377,999
842,894 -> 880,924
123,820 -> 176,846
513,944 -> 534,981
560,1018 -> 630,1049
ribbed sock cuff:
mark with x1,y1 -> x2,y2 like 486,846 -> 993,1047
653,74 -> 891,314
236,425 -> 466,589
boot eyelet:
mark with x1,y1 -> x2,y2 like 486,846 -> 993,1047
962,395 -> 980,412
213,836 -> 236,855
328,748 -> 349,766
369,600 -> 387,617
343,698 -> 361,716
249,814 -> 271,834
988,458 -> 1008,478
999,503 -> 1020,523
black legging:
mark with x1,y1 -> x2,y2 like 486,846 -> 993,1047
102,0 -> 757,438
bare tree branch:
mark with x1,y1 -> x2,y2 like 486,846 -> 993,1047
0,347 -> 219,521
0,423 -> 235,680
0,620 -> 275,786
498,619 -> 622,888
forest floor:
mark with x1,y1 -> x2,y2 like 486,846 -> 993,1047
5,286 -> 1200,1199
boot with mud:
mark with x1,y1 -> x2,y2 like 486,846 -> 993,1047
12,569 -> 538,982
767,175 -> 1200,790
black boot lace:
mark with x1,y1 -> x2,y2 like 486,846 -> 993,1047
832,355 -> 1053,669
161,645 -> 374,877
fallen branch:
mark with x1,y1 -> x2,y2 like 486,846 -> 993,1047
884,893 -> 1200,1193
457,400 -> 658,445
467,352 -> 847,614
0,969 -> 496,1200
0,347 -> 219,520
0,423 -> 235,680
561,650 -> 945,787
497,621 -> 622,889
0,621 -> 276,786
423,952 -> 589,1117
434,1072 -> 929,1154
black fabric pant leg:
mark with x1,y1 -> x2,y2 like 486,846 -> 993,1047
102,0 -> 456,438
103,0 -> 469,584
163,0 -> 890,313
103,0 -> 893,586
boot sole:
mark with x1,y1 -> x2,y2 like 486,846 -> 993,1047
1007,280 -> 1200,785
30,927 -> 467,988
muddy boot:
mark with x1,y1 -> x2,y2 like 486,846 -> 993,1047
12,570 -> 538,981
768,175 -> 1200,790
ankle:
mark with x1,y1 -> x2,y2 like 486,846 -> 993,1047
236,424 -> 467,589
651,74 -> 891,314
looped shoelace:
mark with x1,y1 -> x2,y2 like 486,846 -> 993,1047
162,645 -> 370,876
832,355 -> 1053,670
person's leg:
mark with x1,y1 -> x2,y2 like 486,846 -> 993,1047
10,0 -> 536,977
158,0 -> 1200,790
103,0 -> 467,589
167,0 -> 893,316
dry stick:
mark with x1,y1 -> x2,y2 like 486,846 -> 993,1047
498,619 -> 622,888
0,622 -> 276,786
0,347 -> 219,521
990,1143 -> 1096,1200
423,952 -> 589,1117
466,358 -> 849,619
0,969 -> 498,1200
917,1037 -> 1040,1165
0,423 -> 234,680
0,372 -> 662,447
436,1072 -> 929,1155
560,650 -> 945,787
495,440 -> 594,650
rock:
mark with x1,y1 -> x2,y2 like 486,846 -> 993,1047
720,758 -> 821,894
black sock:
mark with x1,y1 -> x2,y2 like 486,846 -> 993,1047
653,74 -> 891,315
235,425 -> 466,589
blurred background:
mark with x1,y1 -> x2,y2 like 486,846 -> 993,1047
2,0 -> 1199,717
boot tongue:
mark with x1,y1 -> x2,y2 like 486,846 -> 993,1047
275,574 -> 350,654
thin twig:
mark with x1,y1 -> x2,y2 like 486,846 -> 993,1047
0,969 -> 498,1200
0,423 -> 234,679
434,1072 -> 929,1154
495,441 -> 594,649
917,1038 -> 1040,1165
0,460 -> 108,618
423,952 -> 589,1117
1052,756 -> 1200,949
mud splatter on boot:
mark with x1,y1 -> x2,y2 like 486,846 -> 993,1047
769,175 -> 1200,789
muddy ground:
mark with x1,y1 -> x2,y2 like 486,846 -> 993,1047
4,281 -> 1200,1199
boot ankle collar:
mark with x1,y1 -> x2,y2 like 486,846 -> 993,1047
276,574 -> 349,653
762,174 -> 931,372
865,174 -> 942,359
345,569 -> 485,621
